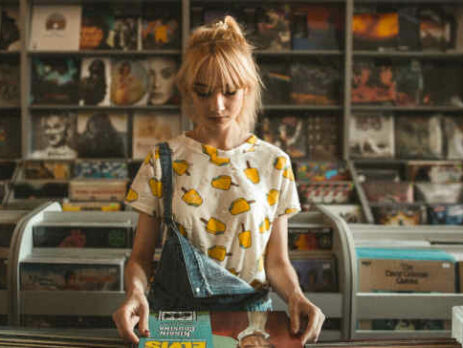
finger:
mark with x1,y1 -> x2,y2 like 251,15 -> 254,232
114,308 -> 140,344
138,302 -> 150,337
289,302 -> 300,335
301,309 -> 325,344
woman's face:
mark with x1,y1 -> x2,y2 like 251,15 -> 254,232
148,57 -> 177,105
43,115 -> 67,147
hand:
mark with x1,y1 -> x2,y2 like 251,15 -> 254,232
113,289 -> 150,344
288,291 -> 325,344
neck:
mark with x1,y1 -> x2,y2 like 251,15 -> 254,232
188,123 -> 248,150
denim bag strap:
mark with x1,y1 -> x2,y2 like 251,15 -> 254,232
157,142 -> 260,298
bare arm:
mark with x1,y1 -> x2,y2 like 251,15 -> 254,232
113,212 -> 160,343
265,215 -> 325,344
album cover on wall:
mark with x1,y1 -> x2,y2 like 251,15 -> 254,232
0,115 -> 20,158
352,12 -> 399,50
0,61 -> 19,106
31,57 -> 80,105
76,111 -> 128,158
291,257 -> 337,292
30,112 -> 77,160
249,5 -> 291,51
349,113 -> 394,158
29,5 -> 82,51
73,161 -> 128,179
23,161 -> 71,180
133,112 -> 181,159
397,7 -> 420,51
428,204 -> 463,225
421,62 -> 463,106
407,161 -> 463,183
363,181 -> 414,203
0,6 -> 20,51
444,116 -> 463,160
306,115 -> 340,160
419,8 -> 453,51
395,60 -> 423,106
288,226 -> 333,251
395,115 -> 443,159
79,6 -> 115,50
260,116 -> 306,158
79,57 -> 111,106
290,61 -> 340,105
111,9 -> 138,51
295,161 -> 350,182
372,205 -> 426,225
260,63 -> 290,105
141,6 -> 180,49
146,57 -> 179,105
298,182 -> 354,209
110,59 -> 149,106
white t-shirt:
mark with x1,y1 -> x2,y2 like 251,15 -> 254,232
126,133 -> 301,287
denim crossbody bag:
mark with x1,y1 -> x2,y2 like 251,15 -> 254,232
150,142 -> 269,311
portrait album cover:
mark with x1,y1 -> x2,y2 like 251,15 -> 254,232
406,161 -> 463,183
428,204 -> 463,225
291,256 -> 337,292
0,6 -> 20,51
349,113 -> 394,158
444,116 -> 463,159
73,160 -> 128,179
29,4 -> 82,51
30,57 -> 80,105
372,205 -> 426,225
141,6 -> 181,50
0,114 -> 20,159
30,111 -> 77,160
306,114 -> 340,160
0,61 -> 19,106
110,59 -> 149,106
290,61 -> 341,105
324,204 -> 365,223
146,57 -> 179,105
79,57 -> 111,106
69,179 -> 127,202
295,160 -> 350,182
111,7 -> 138,51
249,5 -> 291,51
132,112 -> 181,159
260,115 -> 306,158
395,115 -> 443,159
32,225 -> 132,248
79,5 -> 115,50
291,4 -> 343,50
23,161 -> 71,180
288,225 -> 333,251
76,111 -> 128,158
415,183 -> 463,204
362,181 -> 414,203
419,8 -> 453,51
20,256 -> 124,291
259,62 -> 290,104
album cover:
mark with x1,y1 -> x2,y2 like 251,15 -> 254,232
0,6 -> 20,51
20,260 -> 122,291
259,63 -> 290,105
79,5 -> 115,50
325,204 -> 365,223
141,6 -> 180,50
73,160 -> 128,179
372,205 -> 426,225
291,5 -> 343,50
298,182 -> 354,209
419,8 -> 453,51
22,315 -> 114,329
290,61 -> 341,105
295,161 -> 350,182
0,61 -> 19,106
349,113 -> 394,158
352,12 -> 399,50
69,180 -> 127,201
29,5 -> 82,51
23,161 -> 71,180
79,57 -> 111,106
421,61 -> 463,106
407,161 -> 463,183
33,225 -> 132,248
395,115 -> 443,159
291,257 -> 337,292
260,116 -> 306,158
13,181 -> 68,199
306,115 -> 340,160
31,57 -> 80,105
0,115 -> 20,158
133,112 -> 181,159
76,111 -> 127,158
288,226 -> 332,251
249,5 -> 290,51
146,57 -> 179,105
397,7 -> 420,51
445,116 -> 463,160
357,168 -> 400,182
394,60 -> 423,106
415,183 -> 463,204
61,200 -> 122,212
111,9 -> 138,51
110,59 -> 149,106
428,204 -> 463,225
362,181 -> 413,203
30,111 -> 77,160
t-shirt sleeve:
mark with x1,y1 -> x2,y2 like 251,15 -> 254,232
125,147 -> 162,217
275,156 -> 301,219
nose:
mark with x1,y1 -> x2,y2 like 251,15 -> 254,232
210,92 -> 225,113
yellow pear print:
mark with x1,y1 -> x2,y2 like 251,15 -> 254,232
274,156 -> 287,170
246,135 -> 258,144
210,154 -> 230,166
244,161 -> 260,184
258,255 -> 264,272
181,187 -> 203,207
149,178 -> 162,198
259,217 -> 271,233
177,223 -> 187,237
208,245 -> 231,262
202,144 -> 218,158
285,208 -> 299,215
267,189 -> 279,206
229,198 -> 255,215
200,217 -> 226,235
173,160 -> 191,176
143,152 -> 152,165
201,144 -> 230,166
228,268 -> 239,276
125,188 -> 138,202
239,223 -> 252,249
154,147 -> 160,160
283,166 -> 295,181
211,175 -> 238,190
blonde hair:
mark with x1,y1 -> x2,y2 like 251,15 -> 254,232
176,16 -> 262,133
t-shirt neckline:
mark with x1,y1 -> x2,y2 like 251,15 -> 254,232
180,132 -> 258,156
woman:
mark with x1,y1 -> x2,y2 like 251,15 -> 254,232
113,16 -> 325,345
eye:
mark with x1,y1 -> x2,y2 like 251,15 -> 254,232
224,89 -> 237,96
194,90 -> 211,98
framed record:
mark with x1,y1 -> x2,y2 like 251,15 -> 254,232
79,57 -> 111,106
110,59 -> 149,106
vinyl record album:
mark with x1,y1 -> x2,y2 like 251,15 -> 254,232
110,59 -> 148,106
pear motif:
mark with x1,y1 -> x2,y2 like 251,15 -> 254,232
200,217 -> 226,235
285,208 -> 299,215
267,189 -> 279,206
173,160 -> 191,176
143,152 -> 152,165
177,223 -> 187,237
258,255 -> 264,272
181,187 -> 203,207
228,268 -> 239,276
126,188 -> 138,202
211,175 -> 238,190
229,198 -> 255,215
283,166 -> 295,181
208,245 -> 229,262
238,223 -> 252,249
259,217 -> 271,233
244,161 -> 260,184
274,156 -> 287,170
149,178 -> 162,198
246,135 -> 258,144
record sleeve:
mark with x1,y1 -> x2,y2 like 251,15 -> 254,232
24,161 -> 71,180
394,60 -> 423,106
357,168 -> 400,182
13,181 -> 68,199
291,257 -> 337,292
29,5 -> 82,51
31,57 -> 80,105
372,205 -> 426,225
30,111 -> 77,160
362,181 -> 413,203
428,204 -> 463,225
0,6 -> 20,51
69,179 -> 127,201
298,182 -> 354,209
306,115 -> 340,160
73,160 -> 128,179
444,116 -> 463,160
146,57 -> 179,105
141,6 -> 180,50
249,5 -> 291,51
295,161 -> 350,182
79,6 -> 115,50
79,57 -> 111,106
259,62 -> 290,105
0,114 -> 20,158
288,226 -> 332,251
111,10 -> 138,51
419,8 -> 453,51
325,204 -> 365,223
395,115 -> 443,159
407,161 -> 463,183
76,111 -> 128,158
421,61 -> 463,106
260,116 -> 306,158
0,61 -> 19,106
415,183 -> 463,204
397,7 -> 420,51
352,12 -> 399,50
133,112 -> 181,159
110,59 -> 149,106
349,113 -> 394,158
359,319 -> 449,331
61,200 -> 122,212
